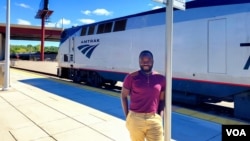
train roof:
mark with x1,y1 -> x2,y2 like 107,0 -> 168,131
82,0 -> 250,26
72,0 -> 247,27
111,0 -> 250,21
60,0 -> 250,43
187,0 -> 250,9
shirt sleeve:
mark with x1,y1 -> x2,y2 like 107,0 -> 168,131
123,74 -> 132,90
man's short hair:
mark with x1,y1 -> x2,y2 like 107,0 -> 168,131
139,50 -> 153,59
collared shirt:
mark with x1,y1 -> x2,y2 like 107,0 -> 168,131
123,70 -> 165,113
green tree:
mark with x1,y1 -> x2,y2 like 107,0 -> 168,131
10,44 -> 58,54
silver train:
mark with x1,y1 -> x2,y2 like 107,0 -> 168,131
57,0 -> 250,120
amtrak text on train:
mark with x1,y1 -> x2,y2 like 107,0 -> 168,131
82,39 -> 100,44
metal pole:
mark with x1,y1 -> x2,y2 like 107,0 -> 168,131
3,0 -> 10,90
164,0 -> 173,141
40,15 -> 45,61
62,18 -> 64,29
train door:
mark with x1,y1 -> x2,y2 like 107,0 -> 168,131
68,37 -> 76,80
208,19 -> 227,74
69,37 -> 75,64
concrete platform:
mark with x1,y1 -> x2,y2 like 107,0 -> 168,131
0,69 -> 129,141
0,69 -> 248,141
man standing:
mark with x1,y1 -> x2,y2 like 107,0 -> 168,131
121,50 -> 165,141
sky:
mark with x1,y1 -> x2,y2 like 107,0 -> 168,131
0,0 -> 172,46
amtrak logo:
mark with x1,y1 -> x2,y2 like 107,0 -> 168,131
77,44 -> 99,58
244,56 -> 250,70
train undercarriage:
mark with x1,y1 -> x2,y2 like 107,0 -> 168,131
59,67 -> 117,87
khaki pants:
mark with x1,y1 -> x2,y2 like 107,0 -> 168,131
126,111 -> 163,141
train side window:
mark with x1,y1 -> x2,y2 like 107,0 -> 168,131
104,22 -> 113,33
81,27 -> 87,36
97,24 -> 105,34
113,19 -> 127,32
64,54 -> 68,62
97,22 -> 113,34
88,25 -> 95,35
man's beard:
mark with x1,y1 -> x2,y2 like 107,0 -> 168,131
140,65 -> 153,73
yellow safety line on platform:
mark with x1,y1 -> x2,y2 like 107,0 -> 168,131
11,68 -> 120,98
11,68 -> 44,78
174,107 -> 249,125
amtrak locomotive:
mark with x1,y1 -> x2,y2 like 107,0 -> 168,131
57,0 -> 250,120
